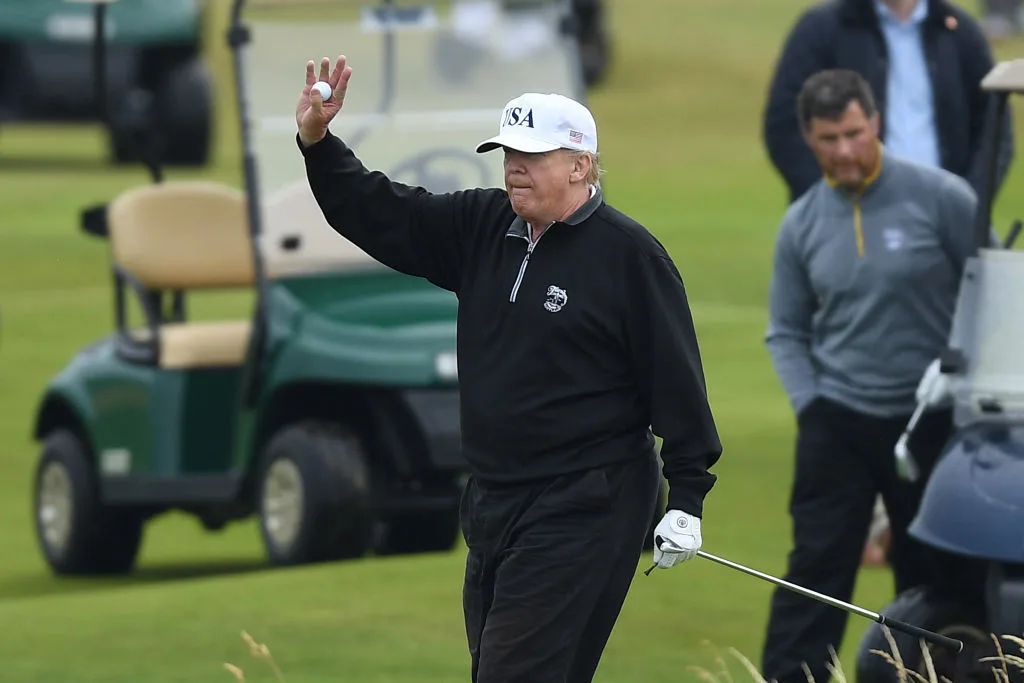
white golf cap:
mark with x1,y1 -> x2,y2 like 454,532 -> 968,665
475,92 -> 598,155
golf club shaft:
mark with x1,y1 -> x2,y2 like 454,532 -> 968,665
644,551 -> 963,653
903,398 -> 927,437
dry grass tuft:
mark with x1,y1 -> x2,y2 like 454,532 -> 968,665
218,626 -> 1024,683
688,628 -> 1024,683
981,634 -> 1024,681
223,631 -> 286,682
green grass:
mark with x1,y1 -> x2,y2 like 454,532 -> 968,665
2,0 -> 1023,681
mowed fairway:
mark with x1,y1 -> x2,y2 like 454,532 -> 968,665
2,1 -> 1023,681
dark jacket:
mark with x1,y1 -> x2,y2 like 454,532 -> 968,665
298,132 -> 724,517
763,0 -> 1014,204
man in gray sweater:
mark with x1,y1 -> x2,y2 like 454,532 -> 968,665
760,69 -> 977,683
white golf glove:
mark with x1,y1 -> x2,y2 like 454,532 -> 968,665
651,509 -> 701,569
915,358 -> 952,408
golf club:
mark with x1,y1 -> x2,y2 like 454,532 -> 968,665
894,399 -> 926,482
644,549 -> 964,654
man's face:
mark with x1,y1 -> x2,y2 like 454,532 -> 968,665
803,101 -> 881,191
503,148 -> 585,225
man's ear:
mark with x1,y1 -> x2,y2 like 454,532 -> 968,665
570,152 -> 591,183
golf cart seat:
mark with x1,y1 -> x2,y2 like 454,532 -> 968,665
157,321 -> 253,370
107,180 -> 254,370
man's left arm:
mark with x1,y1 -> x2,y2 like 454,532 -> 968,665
914,173 -> 985,414
628,249 -> 723,521
937,173 -> 986,272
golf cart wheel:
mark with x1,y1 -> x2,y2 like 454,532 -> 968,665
578,25 -> 610,87
155,58 -> 213,166
856,586 -> 991,683
257,423 -> 373,567
33,429 -> 144,576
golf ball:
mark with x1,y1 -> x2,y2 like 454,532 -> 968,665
312,81 -> 332,101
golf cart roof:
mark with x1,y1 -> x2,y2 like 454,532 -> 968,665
981,59 -> 1024,94
239,0 -> 586,279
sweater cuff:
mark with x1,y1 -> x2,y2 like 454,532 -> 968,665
665,473 -> 715,519
296,130 -> 335,157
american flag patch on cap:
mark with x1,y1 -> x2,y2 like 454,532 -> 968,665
569,130 -> 583,144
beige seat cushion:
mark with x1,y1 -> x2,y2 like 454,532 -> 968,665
158,321 -> 253,370
108,181 -> 253,291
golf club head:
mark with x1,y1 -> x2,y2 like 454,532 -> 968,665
894,434 -> 919,482
654,536 -> 682,552
644,538 -> 691,575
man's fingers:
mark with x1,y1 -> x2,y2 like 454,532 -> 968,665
310,88 -> 323,116
329,55 -> 347,87
335,66 -> 352,103
305,59 -> 316,87
330,55 -> 352,105
318,56 -> 331,83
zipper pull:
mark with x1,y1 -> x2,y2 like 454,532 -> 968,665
509,246 -> 533,303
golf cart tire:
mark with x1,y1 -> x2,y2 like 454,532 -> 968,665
33,429 -> 144,576
155,58 -> 213,166
256,423 -> 374,567
159,58 -> 213,166
111,58 -> 213,167
855,586 -> 989,683
578,25 -> 610,87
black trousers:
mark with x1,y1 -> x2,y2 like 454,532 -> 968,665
760,397 -> 954,683
460,452 -> 661,683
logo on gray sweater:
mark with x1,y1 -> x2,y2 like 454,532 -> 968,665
883,228 -> 905,251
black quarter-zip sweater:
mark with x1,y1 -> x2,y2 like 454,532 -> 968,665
299,132 -> 723,517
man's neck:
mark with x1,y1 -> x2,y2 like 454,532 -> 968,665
528,185 -> 592,241
879,0 -> 919,22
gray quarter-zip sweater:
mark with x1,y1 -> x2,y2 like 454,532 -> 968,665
766,149 -> 979,418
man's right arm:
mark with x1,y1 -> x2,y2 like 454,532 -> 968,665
765,219 -> 819,415
299,131 -> 502,293
763,9 -> 832,203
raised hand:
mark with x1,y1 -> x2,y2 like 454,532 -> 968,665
296,55 -> 353,147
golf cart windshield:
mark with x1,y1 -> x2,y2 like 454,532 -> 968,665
240,0 -> 586,279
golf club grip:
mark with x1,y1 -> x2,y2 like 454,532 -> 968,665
879,616 -> 963,653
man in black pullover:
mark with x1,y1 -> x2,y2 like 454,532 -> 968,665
295,55 -> 723,683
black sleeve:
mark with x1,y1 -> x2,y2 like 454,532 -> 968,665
628,249 -> 723,519
958,16 -> 1015,196
299,131 -> 503,293
762,9 -> 833,202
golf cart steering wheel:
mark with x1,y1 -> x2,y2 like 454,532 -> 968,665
389,148 -> 494,194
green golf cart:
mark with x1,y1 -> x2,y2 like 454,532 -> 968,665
0,0 -> 214,165
30,0 -> 664,576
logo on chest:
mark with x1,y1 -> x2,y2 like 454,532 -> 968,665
882,228 -> 905,252
544,285 -> 568,313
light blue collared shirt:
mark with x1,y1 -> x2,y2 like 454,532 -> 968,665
874,0 -> 941,168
